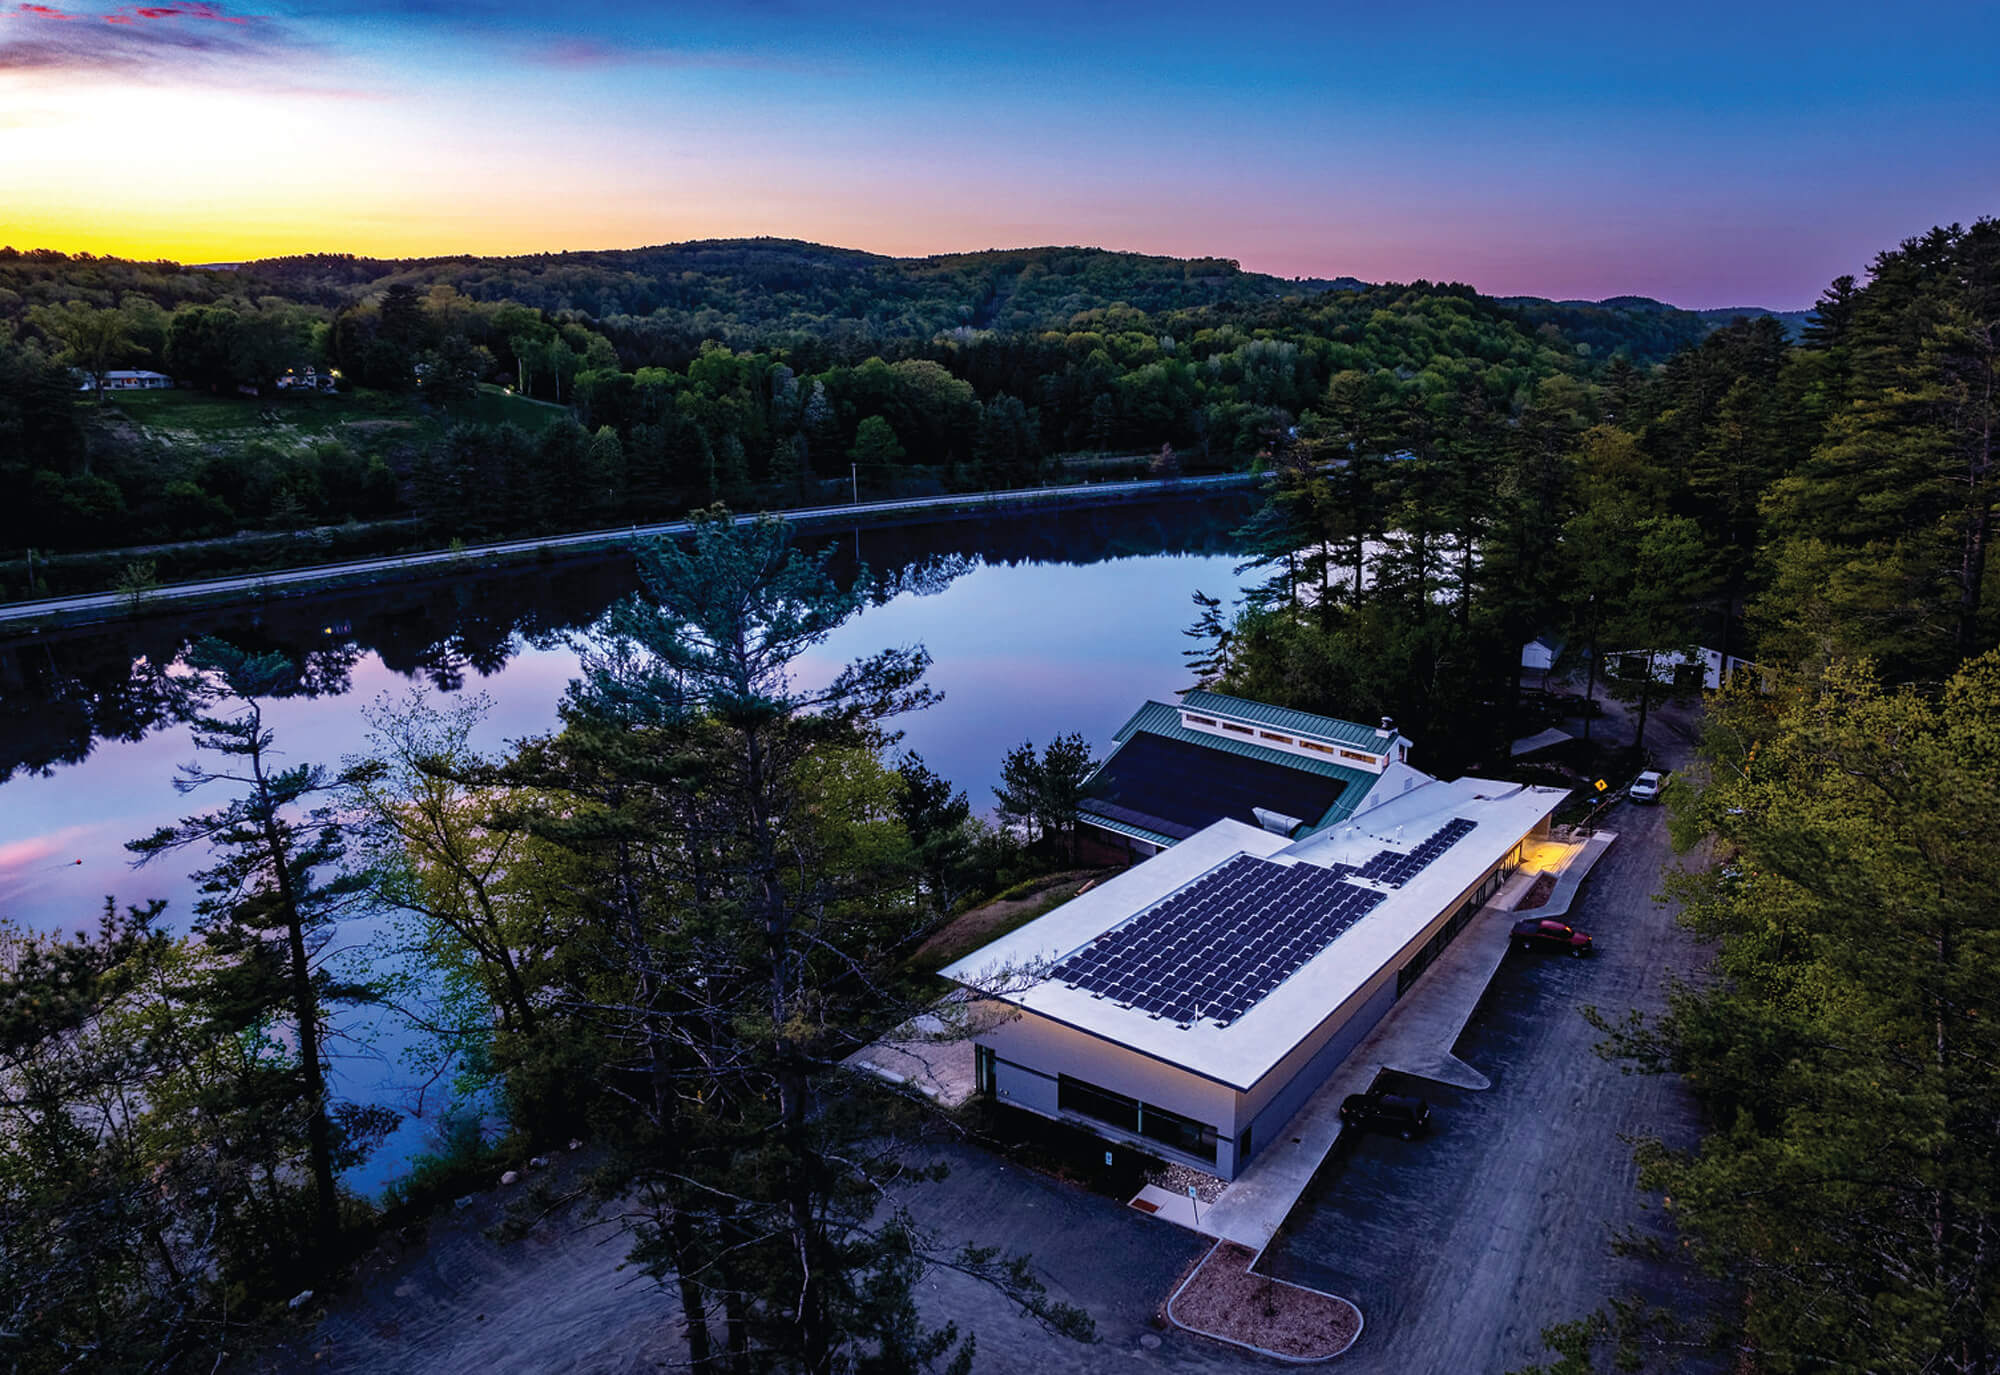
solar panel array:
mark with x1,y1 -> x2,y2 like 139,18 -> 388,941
1352,818 -> 1478,887
1051,855 -> 1385,1028
1048,818 -> 1483,1031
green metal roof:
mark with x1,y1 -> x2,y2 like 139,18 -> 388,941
1074,808 -> 1180,849
1103,700 -> 1382,831
1178,690 -> 1389,750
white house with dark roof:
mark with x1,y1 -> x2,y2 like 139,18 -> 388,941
77,369 -> 172,392
947,697 -> 1566,1180
1076,690 -> 1416,863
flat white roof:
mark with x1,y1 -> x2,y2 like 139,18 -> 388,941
943,777 -> 1566,1092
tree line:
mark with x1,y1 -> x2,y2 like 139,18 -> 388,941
2,239 -> 1740,569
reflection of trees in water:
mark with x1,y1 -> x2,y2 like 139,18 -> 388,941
0,630 -> 363,783
0,494 -> 1255,781
871,551 -> 978,602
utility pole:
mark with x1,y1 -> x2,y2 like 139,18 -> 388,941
851,462 -> 859,504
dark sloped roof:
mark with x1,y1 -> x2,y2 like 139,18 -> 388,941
1079,732 -> 1352,842
1107,701 -> 1380,828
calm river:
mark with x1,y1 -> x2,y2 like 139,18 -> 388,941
0,492 -> 1259,1187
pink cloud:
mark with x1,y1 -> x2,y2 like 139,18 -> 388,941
125,3 -> 249,23
1,0 -> 302,79
0,824 -> 99,877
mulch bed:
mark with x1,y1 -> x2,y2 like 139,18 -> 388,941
1167,1241 -> 1361,1361
1512,872 -> 1559,911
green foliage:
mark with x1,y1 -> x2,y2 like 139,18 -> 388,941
27,299 -> 131,400
851,413 -> 906,469
1589,655 -> 2000,1372
896,751 -> 975,915
992,732 -> 1098,859
111,557 -> 157,610
0,240 -> 1695,565
126,637 -> 383,1258
1757,221 -> 2000,676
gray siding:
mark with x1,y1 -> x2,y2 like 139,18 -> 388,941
978,1009 -> 1245,1176
1241,976 -> 1397,1164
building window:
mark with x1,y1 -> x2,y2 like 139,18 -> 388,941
1259,731 -> 1293,744
1339,749 -> 1377,765
1298,740 -> 1337,755
1397,894 -> 1484,997
1058,1076 -> 1139,1133
1056,1075 -> 1218,1165
1185,714 -> 1217,727
1138,1101 -> 1220,1163
1220,721 -> 1255,736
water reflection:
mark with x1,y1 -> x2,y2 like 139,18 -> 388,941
0,493 -> 1260,1192
0,495 -> 1254,784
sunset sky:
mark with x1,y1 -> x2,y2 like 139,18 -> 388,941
4,0 -> 1997,307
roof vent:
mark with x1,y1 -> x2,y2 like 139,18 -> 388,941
1253,806 -> 1305,836
1377,716 -> 1396,739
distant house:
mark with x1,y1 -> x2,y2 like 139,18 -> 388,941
79,369 -> 173,392
1606,647 -> 1768,692
276,366 -> 339,394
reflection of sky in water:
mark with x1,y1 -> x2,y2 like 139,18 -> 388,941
0,543 -> 1249,1192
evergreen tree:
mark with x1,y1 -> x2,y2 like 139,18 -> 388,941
127,639 -> 382,1260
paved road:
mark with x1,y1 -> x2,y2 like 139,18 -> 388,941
0,473 -> 1256,629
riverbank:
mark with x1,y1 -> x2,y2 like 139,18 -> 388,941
0,472 -> 1256,634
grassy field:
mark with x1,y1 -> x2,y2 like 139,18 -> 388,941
106,383 -> 569,455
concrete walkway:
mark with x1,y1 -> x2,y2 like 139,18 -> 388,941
1195,834 -> 1618,1259
1129,1184 -> 1216,1234
1537,831 -> 1616,920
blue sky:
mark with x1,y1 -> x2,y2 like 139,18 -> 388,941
4,0 -> 1997,305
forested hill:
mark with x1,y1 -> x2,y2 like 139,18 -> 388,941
1,238 -> 1750,363
0,234 -> 1818,572
243,241 -> 1372,337
0,239 -> 1369,345
1495,292 -> 1811,360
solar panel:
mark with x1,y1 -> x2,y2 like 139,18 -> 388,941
1051,853 -> 1396,1028
1352,818 -> 1478,887
1051,819 -> 1484,1027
